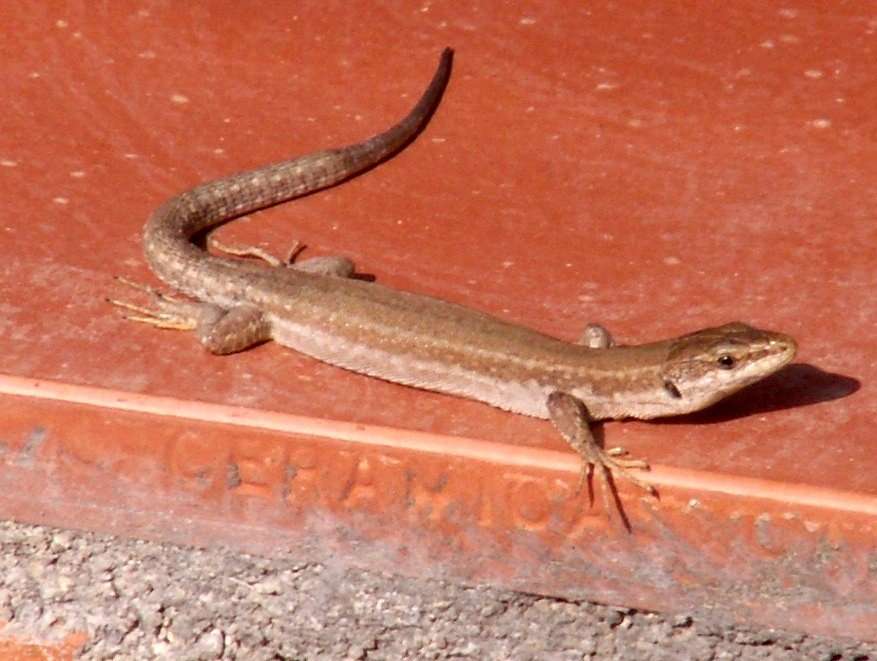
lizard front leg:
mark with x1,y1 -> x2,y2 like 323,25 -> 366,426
546,391 -> 656,526
578,323 -> 614,348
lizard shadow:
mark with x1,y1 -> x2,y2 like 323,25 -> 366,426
655,363 -> 859,425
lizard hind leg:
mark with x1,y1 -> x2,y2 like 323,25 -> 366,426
108,277 -> 271,354
208,236 -> 355,277
196,303 -> 271,355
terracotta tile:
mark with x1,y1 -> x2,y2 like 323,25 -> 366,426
1,3 -> 875,641
0,626 -> 87,661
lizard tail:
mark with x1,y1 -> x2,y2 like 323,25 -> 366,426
143,48 -> 453,282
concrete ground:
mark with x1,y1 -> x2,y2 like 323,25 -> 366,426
1,519 -> 873,659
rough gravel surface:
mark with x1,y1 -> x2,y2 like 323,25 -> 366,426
0,520 -> 873,659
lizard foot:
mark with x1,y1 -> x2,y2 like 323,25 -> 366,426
209,236 -> 305,267
109,276 -> 271,354
574,444 -> 656,499
107,276 -> 199,330
208,236 -> 354,277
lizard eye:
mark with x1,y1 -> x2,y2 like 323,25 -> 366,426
717,355 -> 736,369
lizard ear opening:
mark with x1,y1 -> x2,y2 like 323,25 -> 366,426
663,379 -> 682,399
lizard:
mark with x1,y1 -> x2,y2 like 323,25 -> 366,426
111,48 -> 797,525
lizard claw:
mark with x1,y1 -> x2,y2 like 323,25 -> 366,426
108,277 -> 198,330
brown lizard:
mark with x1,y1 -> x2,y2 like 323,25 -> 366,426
111,48 -> 797,525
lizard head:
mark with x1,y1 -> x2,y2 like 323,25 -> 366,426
657,322 -> 797,415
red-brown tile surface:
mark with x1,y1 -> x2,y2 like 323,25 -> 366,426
0,625 -> 86,661
1,2 -> 875,640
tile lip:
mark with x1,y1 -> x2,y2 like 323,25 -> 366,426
2,373 -> 875,516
